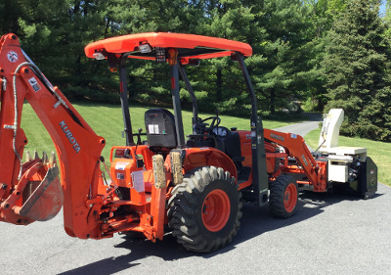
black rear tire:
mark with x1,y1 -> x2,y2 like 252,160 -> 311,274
269,174 -> 298,218
167,166 -> 242,253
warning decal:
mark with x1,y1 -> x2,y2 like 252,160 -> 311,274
28,77 -> 41,92
148,124 -> 160,134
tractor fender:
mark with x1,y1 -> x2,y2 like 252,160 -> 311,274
182,147 -> 237,181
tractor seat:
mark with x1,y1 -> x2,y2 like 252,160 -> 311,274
223,131 -> 245,165
221,131 -> 251,182
145,109 -> 177,149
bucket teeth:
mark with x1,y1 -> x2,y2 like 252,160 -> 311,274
25,150 -> 32,162
34,150 -> 39,160
42,151 -> 48,164
49,151 -> 56,166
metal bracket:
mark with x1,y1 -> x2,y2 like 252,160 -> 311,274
3,124 -> 16,130
2,77 -> 6,91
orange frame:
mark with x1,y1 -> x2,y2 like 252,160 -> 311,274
84,32 -> 252,63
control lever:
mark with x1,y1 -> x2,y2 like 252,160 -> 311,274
136,128 -> 143,145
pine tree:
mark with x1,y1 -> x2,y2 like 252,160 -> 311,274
200,0 -> 260,115
322,0 -> 391,141
5,0 -> 116,102
252,0 -> 313,115
0,0 -> 23,34
300,0 -> 333,112
101,0 -> 208,107
0,0 -> 350,118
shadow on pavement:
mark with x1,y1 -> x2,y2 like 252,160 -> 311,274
59,191 -> 382,275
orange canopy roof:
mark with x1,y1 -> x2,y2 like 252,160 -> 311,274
84,32 -> 252,63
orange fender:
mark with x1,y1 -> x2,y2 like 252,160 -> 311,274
182,147 -> 237,181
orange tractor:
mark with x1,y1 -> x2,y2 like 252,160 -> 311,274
0,33 -> 377,252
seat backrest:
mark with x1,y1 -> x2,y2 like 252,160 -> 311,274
224,132 -> 243,166
145,109 -> 177,148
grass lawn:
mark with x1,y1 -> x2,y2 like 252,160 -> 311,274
21,103 -> 291,161
305,129 -> 391,186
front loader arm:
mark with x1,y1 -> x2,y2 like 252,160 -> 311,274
0,34 -> 106,239
264,128 -> 327,191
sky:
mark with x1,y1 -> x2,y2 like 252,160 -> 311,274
380,1 -> 387,16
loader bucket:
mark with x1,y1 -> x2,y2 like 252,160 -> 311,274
18,165 -> 63,221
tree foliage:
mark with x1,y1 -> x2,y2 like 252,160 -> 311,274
322,0 -> 391,141
0,0 -> 390,141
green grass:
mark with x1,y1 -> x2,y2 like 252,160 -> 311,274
21,103 -> 291,161
305,129 -> 391,186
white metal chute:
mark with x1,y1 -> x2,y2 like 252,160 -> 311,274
318,108 -> 370,184
318,108 -> 344,151
318,108 -> 366,158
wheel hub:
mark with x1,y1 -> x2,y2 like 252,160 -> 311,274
283,183 -> 297,213
201,189 -> 230,232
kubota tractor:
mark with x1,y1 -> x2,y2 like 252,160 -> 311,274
0,33 -> 377,253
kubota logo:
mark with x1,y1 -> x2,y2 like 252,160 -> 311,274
59,121 -> 81,153
7,51 -> 18,63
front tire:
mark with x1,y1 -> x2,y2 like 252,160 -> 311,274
269,174 -> 298,218
168,166 -> 242,253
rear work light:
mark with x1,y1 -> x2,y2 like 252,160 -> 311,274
93,52 -> 106,60
139,43 -> 152,54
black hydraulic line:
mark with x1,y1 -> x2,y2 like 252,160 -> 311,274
170,63 -> 186,147
236,53 -> 269,207
119,57 -> 135,146
178,64 -> 199,134
21,50 -> 85,128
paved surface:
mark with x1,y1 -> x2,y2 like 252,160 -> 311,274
1,118 -> 390,275
274,120 -> 321,137
274,112 -> 323,137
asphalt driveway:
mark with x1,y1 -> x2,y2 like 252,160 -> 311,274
1,117 -> 390,274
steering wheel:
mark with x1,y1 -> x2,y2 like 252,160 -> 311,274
200,116 -> 221,133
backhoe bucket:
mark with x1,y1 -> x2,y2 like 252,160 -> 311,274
18,165 -> 63,221
0,152 -> 63,224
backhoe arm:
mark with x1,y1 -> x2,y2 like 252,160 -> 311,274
0,34 -> 107,239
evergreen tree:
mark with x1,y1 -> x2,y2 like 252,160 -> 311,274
2,0 -> 116,102
102,0 -> 208,107
300,0 -> 333,112
326,0 -> 348,15
322,0 -> 391,141
0,0 -> 23,34
253,0 -> 313,115
1,0 -> 363,120
200,0 -> 260,115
